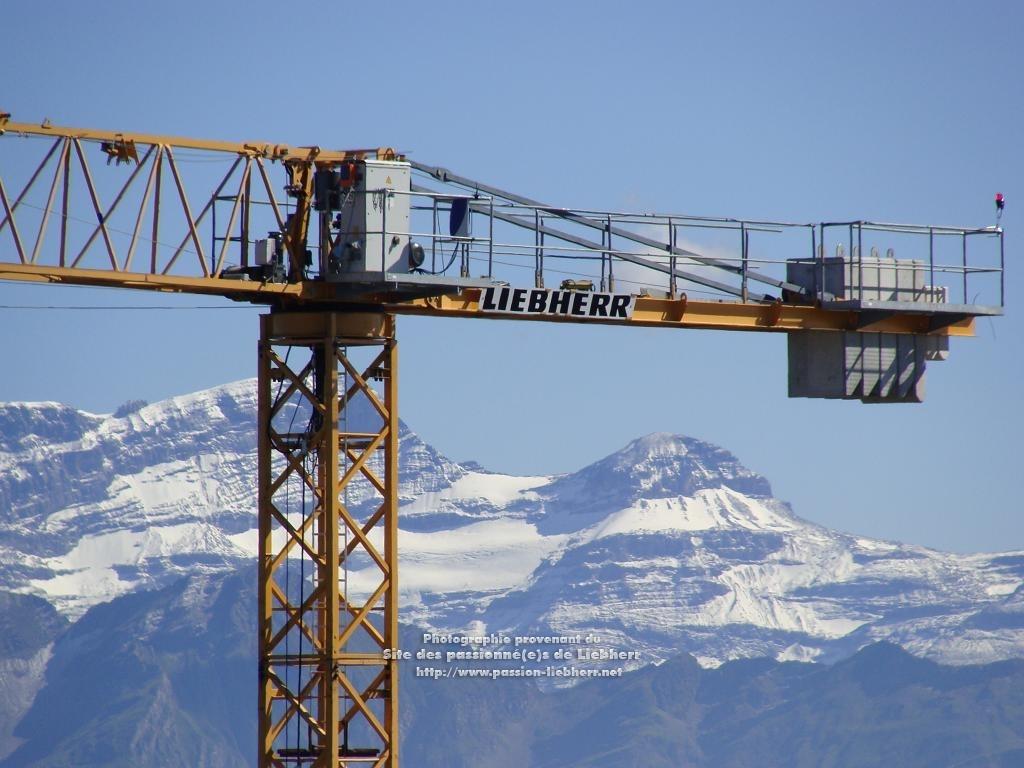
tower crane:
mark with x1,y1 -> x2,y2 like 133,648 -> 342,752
0,112 -> 1005,767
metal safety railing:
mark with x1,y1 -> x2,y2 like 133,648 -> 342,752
816,221 -> 1004,309
403,165 -> 1006,312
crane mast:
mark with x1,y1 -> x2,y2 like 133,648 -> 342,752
0,113 -> 1005,767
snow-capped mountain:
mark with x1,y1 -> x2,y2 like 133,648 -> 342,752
1,381 -> 1022,670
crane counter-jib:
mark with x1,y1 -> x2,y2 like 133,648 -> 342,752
0,262 -> 977,337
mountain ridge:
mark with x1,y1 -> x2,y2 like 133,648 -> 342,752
5,566 -> 1024,767
0,380 -> 1021,672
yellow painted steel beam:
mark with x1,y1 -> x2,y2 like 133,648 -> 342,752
386,292 -> 977,337
383,315 -> 400,765
0,262 -> 302,297
0,262 -> 975,337
0,115 -> 395,164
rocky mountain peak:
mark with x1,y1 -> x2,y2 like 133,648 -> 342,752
0,401 -> 102,452
536,431 -> 772,524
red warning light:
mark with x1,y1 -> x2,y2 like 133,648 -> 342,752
996,193 -> 1005,210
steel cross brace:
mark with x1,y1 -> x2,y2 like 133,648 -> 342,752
259,312 -> 399,768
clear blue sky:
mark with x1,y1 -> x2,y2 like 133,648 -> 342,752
1,0 -> 1020,553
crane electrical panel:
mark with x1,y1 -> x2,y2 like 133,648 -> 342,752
0,113 -> 1005,767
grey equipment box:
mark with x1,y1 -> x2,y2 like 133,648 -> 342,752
330,160 -> 414,275
785,255 -> 926,303
785,254 -> 948,403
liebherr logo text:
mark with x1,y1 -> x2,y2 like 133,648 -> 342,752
480,287 -> 635,319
